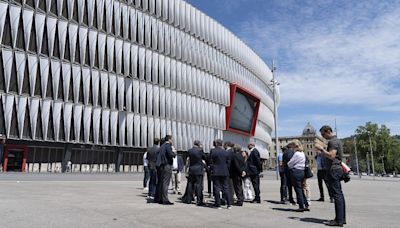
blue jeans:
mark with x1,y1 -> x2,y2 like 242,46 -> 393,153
327,166 -> 346,224
285,168 -> 294,202
279,171 -> 287,201
290,169 -> 308,209
148,168 -> 157,197
143,166 -> 150,188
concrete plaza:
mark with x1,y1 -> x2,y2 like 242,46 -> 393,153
0,172 -> 398,228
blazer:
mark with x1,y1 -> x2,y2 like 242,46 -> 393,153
188,147 -> 206,175
210,147 -> 231,177
247,148 -> 262,176
230,152 -> 246,177
146,145 -> 159,170
156,142 -> 174,167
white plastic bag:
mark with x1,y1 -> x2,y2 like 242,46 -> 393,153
243,177 -> 255,201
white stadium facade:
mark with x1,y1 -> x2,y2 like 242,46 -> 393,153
0,0 -> 280,172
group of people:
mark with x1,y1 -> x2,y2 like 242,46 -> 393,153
278,125 -> 347,227
143,136 -> 262,209
142,125 -> 347,227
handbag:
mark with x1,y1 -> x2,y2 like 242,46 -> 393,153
341,162 -> 351,173
242,177 -> 255,201
304,156 -> 314,179
340,162 -> 351,183
305,166 -> 314,179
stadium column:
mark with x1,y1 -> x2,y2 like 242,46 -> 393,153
62,144 -> 72,173
115,148 -> 123,172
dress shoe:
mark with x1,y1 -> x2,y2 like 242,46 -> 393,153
235,202 -> 243,206
328,220 -> 346,225
294,208 -> 305,212
317,198 -> 325,202
324,220 -> 343,227
162,201 -> 174,205
303,208 -> 310,212
251,199 -> 261,204
197,202 -> 205,206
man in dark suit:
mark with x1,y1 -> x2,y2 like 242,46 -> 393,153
230,144 -> 247,206
283,142 -> 296,205
247,143 -> 262,203
155,135 -> 175,205
187,140 -> 207,206
210,139 -> 232,209
224,141 -> 235,204
146,138 -> 160,199
205,151 -> 213,197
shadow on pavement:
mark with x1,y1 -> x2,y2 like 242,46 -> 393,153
266,200 -> 285,204
272,208 -> 299,212
289,217 -> 329,224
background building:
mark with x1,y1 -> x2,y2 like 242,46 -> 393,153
0,0 -> 278,172
270,123 -> 326,171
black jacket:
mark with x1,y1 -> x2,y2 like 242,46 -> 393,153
230,152 -> 246,177
146,145 -> 159,170
188,147 -> 206,175
247,148 -> 262,176
210,147 -> 231,177
283,149 -> 295,168
156,142 -> 174,167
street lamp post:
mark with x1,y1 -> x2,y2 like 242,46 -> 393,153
271,60 -> 279,181
366,152 -> 370,175
353,137 -> 361,178
368,132 -> 375,180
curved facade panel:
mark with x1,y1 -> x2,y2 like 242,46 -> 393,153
0,0 -> 279,172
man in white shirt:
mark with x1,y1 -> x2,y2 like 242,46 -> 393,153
171,146 -> 184,195
143,152 -> 149,191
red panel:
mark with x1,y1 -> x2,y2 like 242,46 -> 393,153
225,83 -> 261,136
22,146 -> 27,172
2,144 -> 28,172
2,147 -> 8,172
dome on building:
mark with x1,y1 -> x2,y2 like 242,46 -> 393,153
302,122 -> 316,135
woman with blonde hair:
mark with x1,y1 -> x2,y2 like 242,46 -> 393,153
287,140 -> 310,212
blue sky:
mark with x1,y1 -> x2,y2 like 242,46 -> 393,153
187,0 -> 400,138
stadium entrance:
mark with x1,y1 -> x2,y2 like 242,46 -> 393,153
3,145 -> 27,172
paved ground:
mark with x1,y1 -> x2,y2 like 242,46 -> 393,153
0,172 -> 399,228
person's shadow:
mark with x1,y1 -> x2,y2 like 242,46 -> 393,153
289,217 -> 329,224
272,208 -> 299,212
266,200 -> 286,204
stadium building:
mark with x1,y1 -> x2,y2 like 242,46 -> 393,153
0,0 -> 279,172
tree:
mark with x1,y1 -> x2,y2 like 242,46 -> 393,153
344,122 -> 400,174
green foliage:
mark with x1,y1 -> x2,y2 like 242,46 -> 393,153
343,122 -> 400,174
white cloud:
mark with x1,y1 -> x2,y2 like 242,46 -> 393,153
236,1 -> 400,112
